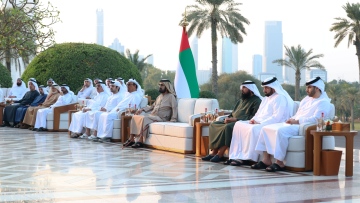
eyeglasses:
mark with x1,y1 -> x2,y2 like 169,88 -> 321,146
158,84 -> 165,87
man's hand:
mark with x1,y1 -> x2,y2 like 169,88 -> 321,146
86,96 -> 91,99
286,118 -> 299,125
249,119 -> 259,124
224,117 -> 236,124
100,107 -> 106,112
135,109 -> 143,115
9,96 -> 15,98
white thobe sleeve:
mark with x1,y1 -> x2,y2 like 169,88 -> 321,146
259,95 -> 287,126
298,101 -> 331,124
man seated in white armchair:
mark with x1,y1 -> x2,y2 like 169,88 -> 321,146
77,78 -> 94,99
34,84 -> 74,132
69,80 -> 110,138
124,79 -> 177,148
6,78 -> 27,101
253,77 -> 331,172
96,79 -> 143,142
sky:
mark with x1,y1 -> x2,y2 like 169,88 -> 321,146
49,0 -> 360,82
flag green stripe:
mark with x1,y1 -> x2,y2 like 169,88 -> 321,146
179,48 -> 199,98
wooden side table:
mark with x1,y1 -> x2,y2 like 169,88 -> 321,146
0,106 -> 4,124
195,122 -> 210,156
310,130 -> 358,176
68,110 -> 78,136
121,115 -> 133,143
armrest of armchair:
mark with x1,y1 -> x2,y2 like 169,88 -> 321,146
216,115 -> 227,122
53,103 -> 78,131
189,113 -> 202,126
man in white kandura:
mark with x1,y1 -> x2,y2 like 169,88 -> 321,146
6,78 -> 27,101
227,77 -> 294,166
96,79 -> 143,141
69,80 -> 110,138
253,77 -> 331,172
83,80 -> 125,141
34,84 -> 74,132
77,78 -> 94,99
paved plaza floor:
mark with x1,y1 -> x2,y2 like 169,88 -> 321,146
0,128 -> 360,202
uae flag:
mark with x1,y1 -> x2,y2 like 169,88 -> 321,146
174,27 -> 199,98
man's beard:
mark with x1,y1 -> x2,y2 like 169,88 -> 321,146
16,82 -> 21,86
159,88 -> 166,93
241,91 -> 251,99
265,89 -> 275,97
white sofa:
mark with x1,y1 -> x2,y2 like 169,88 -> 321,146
144,98 -> 219,154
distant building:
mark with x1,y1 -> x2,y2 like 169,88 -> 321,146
221,37 -> 238,74
197,69 -> 211,86
264,21 -> 283,83
283,67 -> 306,85
306,68 -> 327,82
258,72 -> 277,82
96,9 -> 104,46
191,37 -> 199,70
252,54 -> 262,78
108,38 -> 124,54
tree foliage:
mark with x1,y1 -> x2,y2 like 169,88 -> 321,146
0,0 -> 60,71
273,45 -> 324,100
330,2 -> 360,82
125,49 -> 152,72
141,64 -> 175,90
200,71 -> 261,109
185,0 -> 250,96
0,63 -> 12,87
21,43 -> 142,91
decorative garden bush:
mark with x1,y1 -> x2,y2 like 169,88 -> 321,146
0,63 -> 12,88
22,43 -> 142,91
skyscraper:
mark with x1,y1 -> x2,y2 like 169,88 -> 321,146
306,68 -> 327,82
96,9 -> 104,45
252,54 -> 262,78
108,38 -> 124,53
191,37 -> 198,70
264,21 -> 283,83
221,37 -> 238,74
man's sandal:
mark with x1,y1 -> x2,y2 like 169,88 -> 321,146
250,161 -> 269,170
265,163 -> 285,172
223,159 -> 233,165
131,142 -> 144,148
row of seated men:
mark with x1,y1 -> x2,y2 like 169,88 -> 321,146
0,77 -> 178,148
202,76 -> 332,173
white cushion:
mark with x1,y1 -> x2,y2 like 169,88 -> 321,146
163,123 -> 194,139
46,112 -> 68,121
288,136 -> 305,151
149,122 -> 166,135
177,99 -> 196,123
113,119 -> 121,129
193,99 -> 219,114
146,133 -> 194,151
285,152 -> 305,168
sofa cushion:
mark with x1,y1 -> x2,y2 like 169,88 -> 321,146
149,122 -> 194,139
177,99 -> 196,123
46,112 -> 68,121
193,99 -> 219,114
288,136 -> 305,151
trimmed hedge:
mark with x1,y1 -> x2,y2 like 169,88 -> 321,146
0,63 -> 12,88
145,89 -> 160,101
22,43 -> 142,91
199,90 -> 216,98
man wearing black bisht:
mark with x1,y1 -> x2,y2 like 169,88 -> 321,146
1,79 -> 40,127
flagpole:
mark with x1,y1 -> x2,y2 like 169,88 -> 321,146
180,8 -> 189,27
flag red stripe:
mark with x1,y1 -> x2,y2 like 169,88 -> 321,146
179,27 -> 190,52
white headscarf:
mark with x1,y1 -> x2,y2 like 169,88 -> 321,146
126,78 -> 144,97
111,80 -> 126,97
39,85 -> 48,95
60,84 -> 74,96
117,77 -> 127,94
11,78 -> 27,92
262,77 -> 294,117
28,79 -> 39,92
85,78 -> 94,87
305,77 -> 331,102
96,80 -> 111,96
240,80 -> 263,100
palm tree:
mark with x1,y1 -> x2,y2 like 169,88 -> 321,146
326,84 -> 343,116
125,49 -> 152,72
330,2 -> 360,82
185,0 -> 250,96
345,87 -> 359,130
273,45 -> 324,100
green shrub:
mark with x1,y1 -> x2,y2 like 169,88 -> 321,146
199,90 -> 216,98
0,63 -> 12,88
22,43 -> 142,91
145,89 -> 160,101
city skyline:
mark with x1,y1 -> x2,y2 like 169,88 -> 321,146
49,0 -> 360,82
